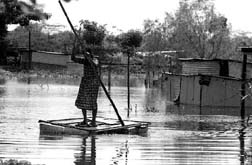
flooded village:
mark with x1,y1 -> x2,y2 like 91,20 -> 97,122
2,0 -> 252,165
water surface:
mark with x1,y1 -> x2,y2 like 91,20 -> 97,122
0,77 -> 252,165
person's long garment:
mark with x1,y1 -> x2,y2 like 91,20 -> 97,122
75,59 -> 100,110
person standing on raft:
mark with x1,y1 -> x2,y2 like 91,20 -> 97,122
71,20 -> 107,127
71,49 -> 100,127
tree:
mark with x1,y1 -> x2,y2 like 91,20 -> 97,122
226,31 -> 252,61
7,23 -> 75,53
7,23 -> 45,48
117,30 -> 143,53
0,0 -> 49,64
116,30 -> 143,115
52,30 -> 75,53
164,0 -> 231,59
142,19 -> 169,52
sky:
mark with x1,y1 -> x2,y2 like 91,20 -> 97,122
34,0 -> 252,34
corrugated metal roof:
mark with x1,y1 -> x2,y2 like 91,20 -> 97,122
181,61 -> 220,76
179,58 -> 252,65
179,58 -> 225,62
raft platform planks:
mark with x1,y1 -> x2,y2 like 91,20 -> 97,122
39,117 -> 149,136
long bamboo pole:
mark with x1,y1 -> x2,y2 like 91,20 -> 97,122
58,0 -> 125,126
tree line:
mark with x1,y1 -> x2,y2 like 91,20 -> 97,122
2,0 -> 252,66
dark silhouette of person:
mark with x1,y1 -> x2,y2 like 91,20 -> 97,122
72,49 -> 99,127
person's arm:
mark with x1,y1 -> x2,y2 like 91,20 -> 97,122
71,53 -> 85,64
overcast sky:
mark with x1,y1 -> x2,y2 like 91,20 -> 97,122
36,0 -> 252,34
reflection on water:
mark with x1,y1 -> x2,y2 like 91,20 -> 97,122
0,78 -> 6,97
1,78 -> 252,164
239,122 -> 246,165
74,136 -> 96,165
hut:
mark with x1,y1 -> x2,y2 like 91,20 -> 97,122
161,58 -> 252,107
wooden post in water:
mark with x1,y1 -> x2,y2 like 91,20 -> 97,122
28,29 -> 32,70
240,47 -> 252,120
108,64 -> 111,93
241,54 -> 247,120
127,51 -> 130,117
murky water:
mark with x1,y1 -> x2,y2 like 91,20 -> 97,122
1,77 -> 252,165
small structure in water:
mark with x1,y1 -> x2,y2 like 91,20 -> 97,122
39,117 -> 149,136
161,58 -> 252,107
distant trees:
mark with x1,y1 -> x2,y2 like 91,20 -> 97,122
165,0 -> 231,59
74,21 -> 143,64
142,19 -> 169,52
7,23 -> 75,53
226,32 -> 252,61
6,0 -> 252,66
0,0 -> 49,64
141,0 -> 233,59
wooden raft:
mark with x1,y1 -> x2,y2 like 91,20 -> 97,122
39,117 -> 149,136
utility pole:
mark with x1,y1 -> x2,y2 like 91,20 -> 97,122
240,47 -> 252,120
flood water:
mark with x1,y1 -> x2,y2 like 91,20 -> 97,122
1,76 -> 252,165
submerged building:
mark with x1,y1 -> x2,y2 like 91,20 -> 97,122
161,58 -> 252,107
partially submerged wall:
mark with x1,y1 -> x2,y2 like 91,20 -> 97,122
161,74 -> 252,107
